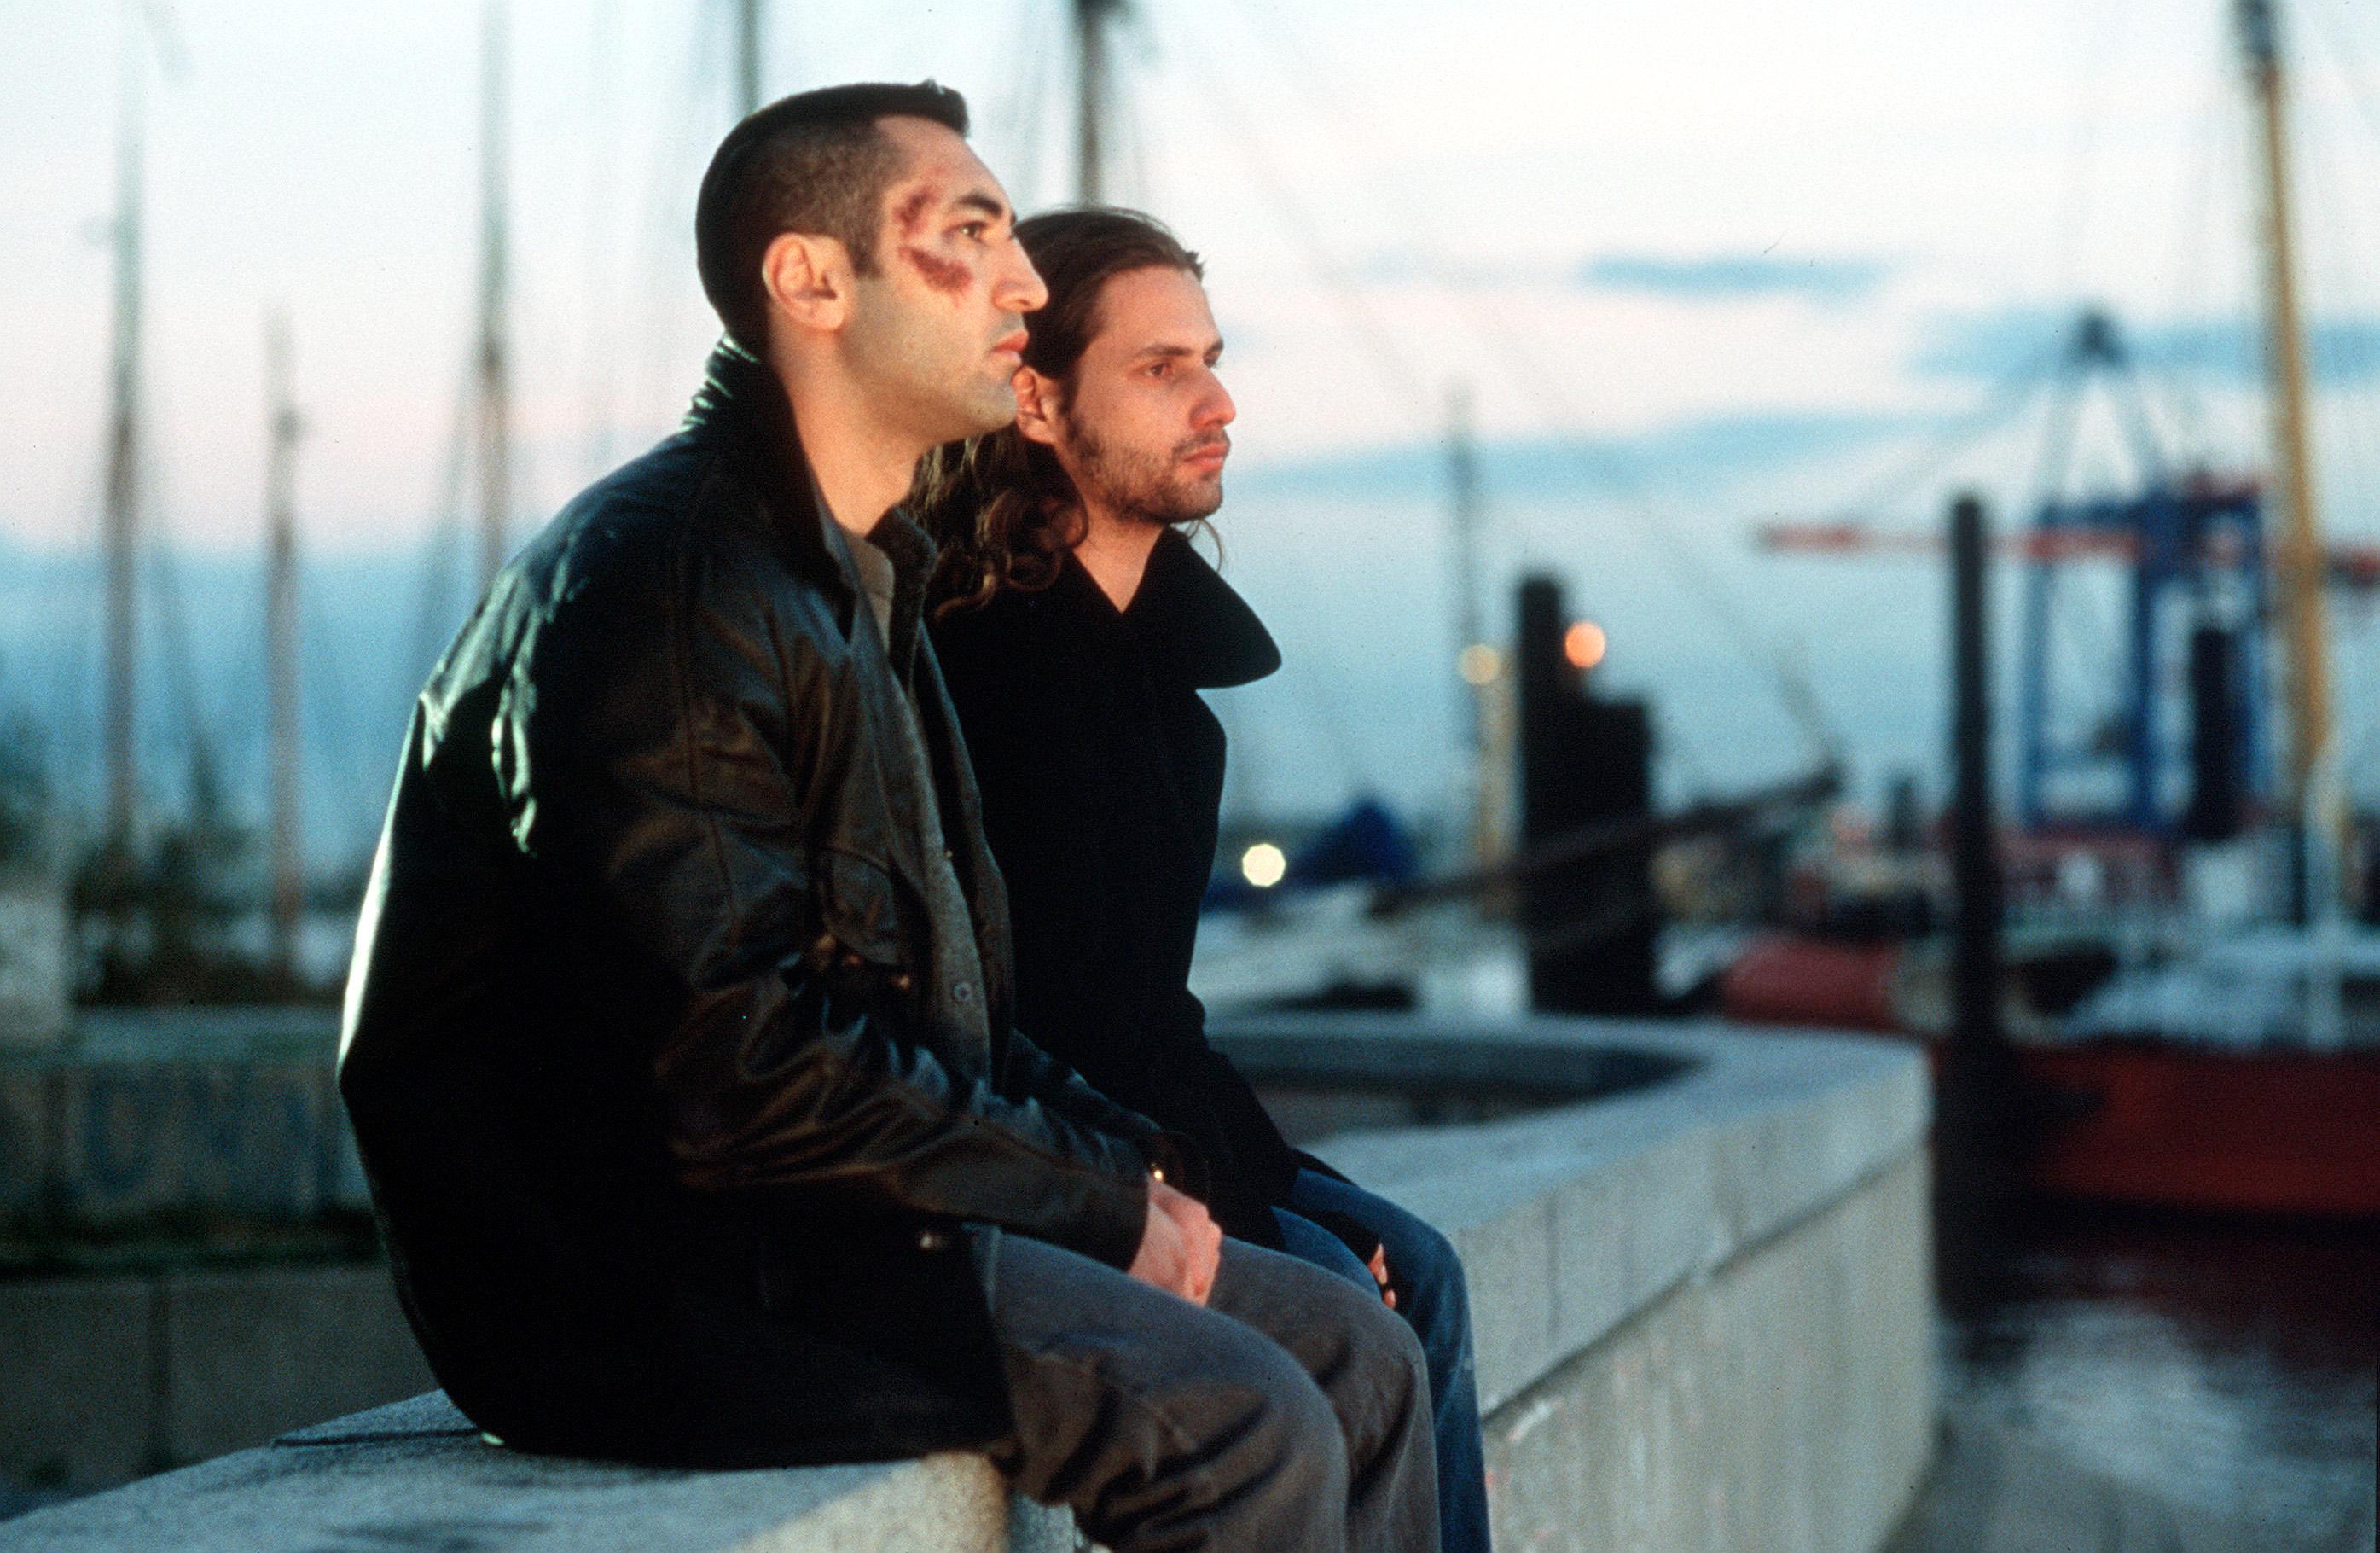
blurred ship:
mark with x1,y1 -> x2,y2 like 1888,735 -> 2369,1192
1719,0 -> 2380,1219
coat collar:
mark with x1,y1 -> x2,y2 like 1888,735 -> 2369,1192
1049,526 -> 1281,690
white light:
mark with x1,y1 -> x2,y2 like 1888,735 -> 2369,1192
1240,842 -> 1287,888
1458,643 -> 1501,686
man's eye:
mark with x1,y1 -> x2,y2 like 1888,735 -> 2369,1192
1147,362 -> 1172,379
956,222 -> 989,241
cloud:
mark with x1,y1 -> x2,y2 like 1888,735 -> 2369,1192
1342,249 -> 1894,304
1577,253 -> 1892,304
1913,305 -> 2380,385
1234,409 -> 1919,502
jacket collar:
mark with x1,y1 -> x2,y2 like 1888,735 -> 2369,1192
1052,526 -> 1281,690
683,340 -> 948,676
682,338 -> 855,605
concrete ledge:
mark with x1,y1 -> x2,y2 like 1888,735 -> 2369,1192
1239,1015 -> 1929,1414
4,1393 -> 1071,1553
5,1015 -> 1931,1552
0,1263 -> 436,1492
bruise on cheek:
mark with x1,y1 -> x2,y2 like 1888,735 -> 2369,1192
893,186 -> 935,237
901,245 -> 971,295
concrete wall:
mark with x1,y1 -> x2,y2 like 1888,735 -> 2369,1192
3,1015 -> 1933,1551
0,1264 -> 433,1494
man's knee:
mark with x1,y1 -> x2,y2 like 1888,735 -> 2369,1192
1401,1219 -> 1471,1317
1239,1361 -> 1350,1491
1312,1253 -> 1433,1412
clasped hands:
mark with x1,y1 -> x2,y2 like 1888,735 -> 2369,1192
1126,1176 -> 1396,1310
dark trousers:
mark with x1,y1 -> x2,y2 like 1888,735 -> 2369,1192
1274,1171 -> 1490,1553
984,1231 -> 1441,1551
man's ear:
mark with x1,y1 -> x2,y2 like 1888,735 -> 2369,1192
760,230 -> 855,337
1013,368 -> 1061,448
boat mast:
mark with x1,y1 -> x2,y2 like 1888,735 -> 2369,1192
1073,0 -> 1125,203
262,313 -> 303,980
101,6 -> 148,850
473,0 -> 513,590
2236,0 -> 2336,873
1447,384 -> 1506,867
735,0 -> 763,117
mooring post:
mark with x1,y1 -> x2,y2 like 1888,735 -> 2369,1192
1943,491 -> 2019,1205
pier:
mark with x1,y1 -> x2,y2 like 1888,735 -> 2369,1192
4,1007 -> 1932,1550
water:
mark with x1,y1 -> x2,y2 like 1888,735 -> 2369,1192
1925,1201 -> 2378,1550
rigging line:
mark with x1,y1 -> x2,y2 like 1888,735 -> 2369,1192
1273,653 -> 1373,796
576,0 -> 624,480
2045,0 -> 2133,305
138,509 -> 221,818
992,0 -> 1053,211
2302,84 -> 2380,506
45,465 -> 107,832
1205,0 -> 1839,765
298,588 -> 388,865
1451,299 -> 1848,766
1812,341 -> 2062,521
2305,0 -> 2380,163
627,12 -> 721,444
2157,53 -> 2236,457
1144,6 -> 1440,431
1652,705 -> 1719,800
405,358 -> 477,699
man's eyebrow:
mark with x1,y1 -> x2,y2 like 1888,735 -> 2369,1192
1131,339 -> 1224,361
952,190 -> 1009,222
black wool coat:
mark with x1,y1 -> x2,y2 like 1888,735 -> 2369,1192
932,530 -> 1313,1246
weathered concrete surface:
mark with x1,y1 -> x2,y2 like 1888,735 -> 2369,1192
4,1014 -> 1933,1552
1277,1015 -> 1930,1417
0,1277 -> 157,1492
158,1265 -> 437,1466
0,1264 -> 432,1494
3,1394 -> 1074,1553
1484,1155 -> 1933,1553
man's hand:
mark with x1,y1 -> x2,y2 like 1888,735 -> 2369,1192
1367,1245 -> 1398,1310
1125,1178 -> 1222,1305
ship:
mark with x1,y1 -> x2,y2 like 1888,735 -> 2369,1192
1719,0 -> 2380,1219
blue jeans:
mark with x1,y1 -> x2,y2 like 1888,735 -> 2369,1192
1275,1168 -> 1489,1553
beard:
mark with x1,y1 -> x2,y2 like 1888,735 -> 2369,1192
1062,414 -> 1228,527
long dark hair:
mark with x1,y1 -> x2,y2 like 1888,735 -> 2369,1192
917,207 -> 1203,615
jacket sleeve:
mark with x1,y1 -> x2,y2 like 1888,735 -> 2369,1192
1001,1028 -> 1213,1201
1165,988 -> 1302,1206
503,527 -> 1151,1269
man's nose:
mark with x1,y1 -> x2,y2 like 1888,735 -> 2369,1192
1000,246 -> 1049,316
1197,375 -> 1236,428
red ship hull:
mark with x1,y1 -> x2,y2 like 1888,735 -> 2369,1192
1717,934 -> 2380,1218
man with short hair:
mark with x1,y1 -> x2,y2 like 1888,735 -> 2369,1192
340,84 -> 1437,1552
923,207 -> 1491,1553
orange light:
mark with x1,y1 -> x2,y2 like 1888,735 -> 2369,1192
1563,620 -> 1607,671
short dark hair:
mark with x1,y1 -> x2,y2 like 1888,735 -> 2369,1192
918,208 -> 1206,614
694,81 -> 971,352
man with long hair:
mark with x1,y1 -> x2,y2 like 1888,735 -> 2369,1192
923,207 -> 1490,1553
340,88 -> 1437,1551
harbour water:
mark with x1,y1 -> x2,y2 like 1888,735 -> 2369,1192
1900,1200 -> 2378,1550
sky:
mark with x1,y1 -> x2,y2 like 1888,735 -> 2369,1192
6,0 -> 2380,840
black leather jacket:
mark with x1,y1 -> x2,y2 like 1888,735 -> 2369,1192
338,343 -> 1184,1468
